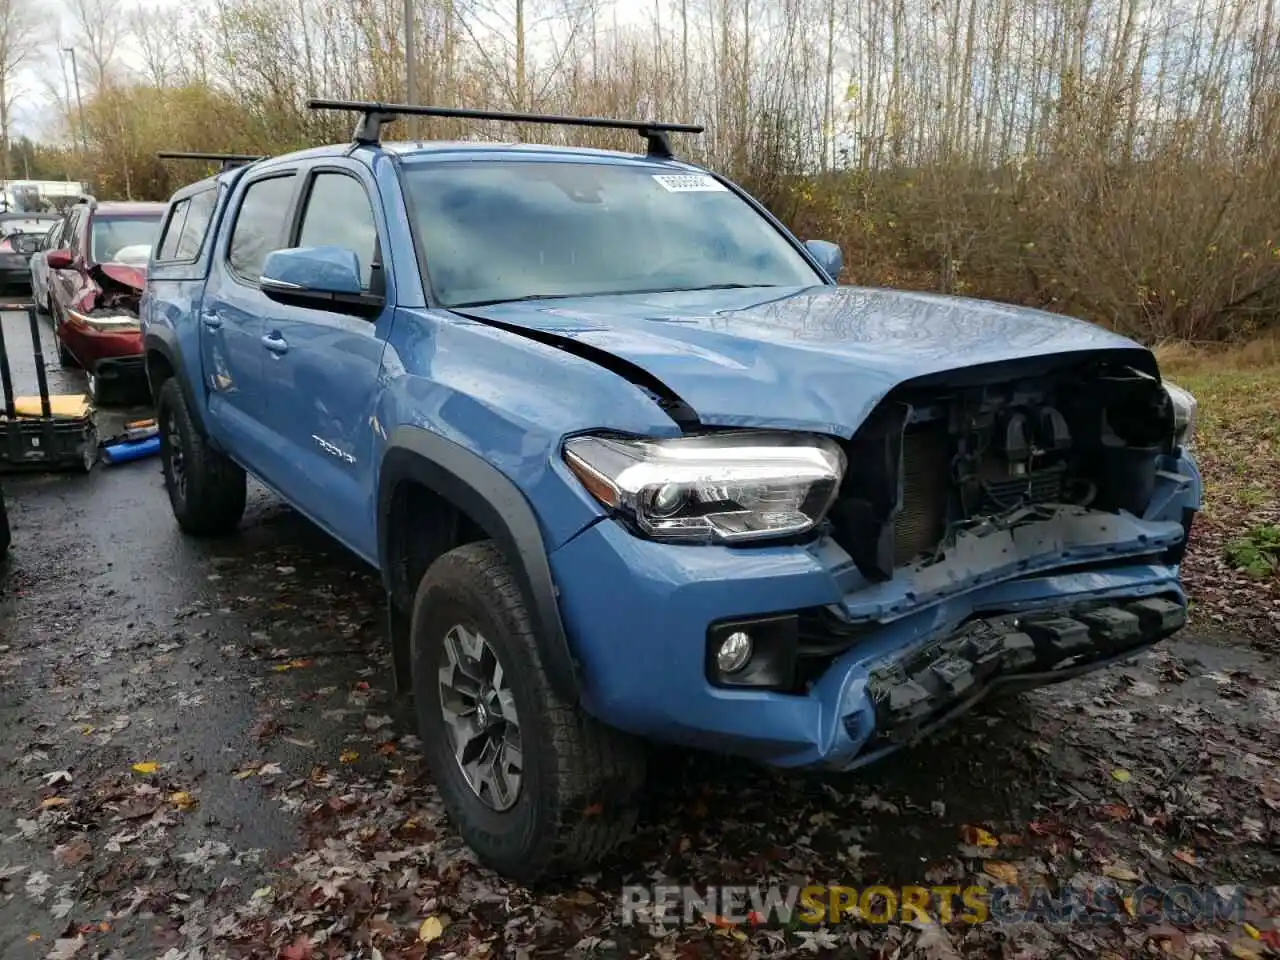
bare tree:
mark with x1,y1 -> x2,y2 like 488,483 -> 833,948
0,0 -> 39,180
66,0 -> 125,89
26,0 -> 1276,341
129,4 -> 184,86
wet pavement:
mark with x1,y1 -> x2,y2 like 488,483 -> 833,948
2,308 -> 1279,959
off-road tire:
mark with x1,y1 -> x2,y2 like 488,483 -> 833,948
156,377 -> 246,536
411,541 -> 645,883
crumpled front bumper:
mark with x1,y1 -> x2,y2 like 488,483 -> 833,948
550,453 -> 1200,771
843,595 -> 1185,770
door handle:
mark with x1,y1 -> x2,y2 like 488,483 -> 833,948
201,311 -> 223,330
261,333 -> 288,355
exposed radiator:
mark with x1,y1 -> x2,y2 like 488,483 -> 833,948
894,425 -> 950,565
981,462 -> 1066,513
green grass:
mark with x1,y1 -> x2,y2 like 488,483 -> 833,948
1156,341 -> 1280,581
1224,524 -> 1280,578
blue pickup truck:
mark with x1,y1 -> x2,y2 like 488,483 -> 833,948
141,101 -> 1201,882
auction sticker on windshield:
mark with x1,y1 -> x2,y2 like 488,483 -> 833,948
652,174 -> 728,192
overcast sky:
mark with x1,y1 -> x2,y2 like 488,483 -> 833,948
11,0 -> 655,144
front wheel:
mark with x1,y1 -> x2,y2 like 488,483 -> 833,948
156,378 -> 247,536
411,541 -> 645,883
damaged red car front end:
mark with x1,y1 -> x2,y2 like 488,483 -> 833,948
46,199 -> 164,404
57,261 -> 148,398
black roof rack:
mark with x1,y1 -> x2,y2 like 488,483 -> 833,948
306,98 -> 703,160
156,151 -> 264,172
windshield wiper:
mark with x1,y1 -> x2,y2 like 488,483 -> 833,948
451,283 -> 782,308
660,283 -> 782,292
449,293 -> 583,308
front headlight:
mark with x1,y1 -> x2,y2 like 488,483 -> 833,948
563,430 -> 846,544
67,308 -> 139,331
1163,380 -> 1198,448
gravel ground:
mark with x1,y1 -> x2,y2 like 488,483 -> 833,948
2,309 -> 1278,960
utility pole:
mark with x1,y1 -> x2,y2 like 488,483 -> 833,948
404,0 -> 416,103
403,0 -> 416,137
62,48 -> 89,155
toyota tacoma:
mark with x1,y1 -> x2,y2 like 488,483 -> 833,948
140,101 -> 1201,882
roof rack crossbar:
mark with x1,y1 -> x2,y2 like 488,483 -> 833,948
156,151 -> 265,171
306,98 -> 703,159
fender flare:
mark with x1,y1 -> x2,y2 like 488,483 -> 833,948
143,329 -> 209,438
377,426 -> 581,703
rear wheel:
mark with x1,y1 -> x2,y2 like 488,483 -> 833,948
156,377 -> 246,536
411,542 -> 645,883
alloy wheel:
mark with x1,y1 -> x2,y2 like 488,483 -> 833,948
164,408 -> 186,503
437,623 -> 523,811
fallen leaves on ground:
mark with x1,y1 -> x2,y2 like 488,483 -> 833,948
3,360 -> 1280,958
418,915 -> 446,943
169,791 -> 196,810
959,824 -> 999,847
982,861 -> 1019,884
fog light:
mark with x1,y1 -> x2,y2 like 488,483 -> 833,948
705,614 -> 799,689
716,631 -> 753,673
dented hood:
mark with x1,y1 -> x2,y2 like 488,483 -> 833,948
456,285 -> 1156,436
97,262 -> 147,291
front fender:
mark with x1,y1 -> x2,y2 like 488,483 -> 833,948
370,308 -> 704,702
378,426 -> 582,702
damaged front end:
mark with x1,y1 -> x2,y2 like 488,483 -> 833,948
552,346 -> 1200,773
60,260 -> 150,393
856,595 -> 1186,761
69,261 -> 147,329
792,356 -> 1200,767
828,358 -> 1193,587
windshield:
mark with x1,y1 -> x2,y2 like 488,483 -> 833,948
401,160 -> 822,306
92,215 -> 161,264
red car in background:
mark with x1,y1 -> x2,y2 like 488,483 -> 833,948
46,198 -> 165,404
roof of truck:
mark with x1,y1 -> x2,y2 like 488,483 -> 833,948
158,102 -> 705,202
250,140 -> 693,168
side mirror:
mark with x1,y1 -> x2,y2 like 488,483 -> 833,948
45,249 -> 73,270
803,240 -> 843,282
259,246 -> 382,318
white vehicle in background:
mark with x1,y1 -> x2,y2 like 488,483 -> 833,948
0,180 -> 90,214
0,180 -> 89,308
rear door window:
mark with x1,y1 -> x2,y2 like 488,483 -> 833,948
156,200 -> 189,261
174,188 -> 217,261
